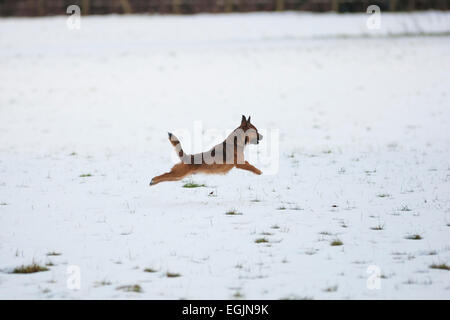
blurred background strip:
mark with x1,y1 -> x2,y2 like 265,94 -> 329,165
0,0 -> 449,17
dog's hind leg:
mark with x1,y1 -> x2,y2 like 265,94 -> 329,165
150,163 -> 192,186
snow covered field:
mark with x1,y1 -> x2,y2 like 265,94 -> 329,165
0,11 -> 449,299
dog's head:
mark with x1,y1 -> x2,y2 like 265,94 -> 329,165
240,115 -> 263,145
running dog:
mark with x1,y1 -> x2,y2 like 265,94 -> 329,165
150,115 -> 263,186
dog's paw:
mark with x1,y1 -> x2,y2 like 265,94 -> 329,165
255,169 -> 263,175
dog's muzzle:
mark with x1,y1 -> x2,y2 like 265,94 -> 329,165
257,133 -> 263,143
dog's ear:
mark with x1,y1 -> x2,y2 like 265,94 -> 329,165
241,115 -> 247,126
247,116 -> 251,123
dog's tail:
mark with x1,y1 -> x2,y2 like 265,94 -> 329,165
168,132 -> 187,160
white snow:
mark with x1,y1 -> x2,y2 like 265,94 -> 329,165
0,11 -> 449,299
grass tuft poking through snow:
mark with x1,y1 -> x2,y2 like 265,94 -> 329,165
12,263 -> 49,274
323,285 -> 338,292
225,209 -> 242,215
370,224 -> 385,231
330,239 -> 343,246
94,280 -> 112,287
182,182 -> 206,188
377,193 -> 391,198
46,251 -> 61,256
430,263 -> 450,271
166,272 -> 181,278
255,238 -> 269,244
116,284 -> 142,293
405,234 -> 422,240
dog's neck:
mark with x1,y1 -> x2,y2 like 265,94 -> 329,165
225,127 -> 248,149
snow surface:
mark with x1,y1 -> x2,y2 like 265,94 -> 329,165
0,12 -> 449,299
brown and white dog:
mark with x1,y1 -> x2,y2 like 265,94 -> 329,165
150,115 -> 263,186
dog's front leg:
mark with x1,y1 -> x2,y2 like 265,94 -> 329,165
236,161 -> 262,175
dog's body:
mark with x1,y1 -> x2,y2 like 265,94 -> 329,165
150,116 -> 263,186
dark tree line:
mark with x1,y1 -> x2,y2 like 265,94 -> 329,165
0,0 -> 449,17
